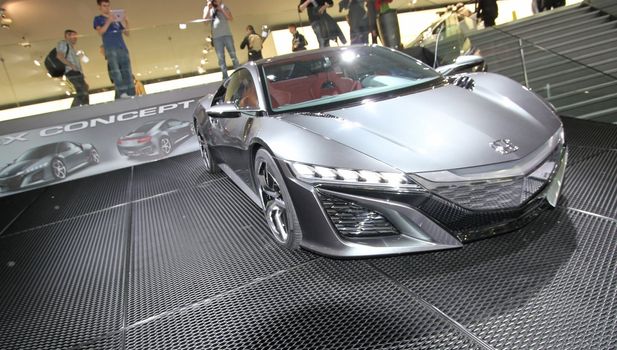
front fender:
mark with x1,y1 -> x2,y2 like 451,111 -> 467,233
250,116 -> 397,173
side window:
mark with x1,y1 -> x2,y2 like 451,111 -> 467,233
224,69 -> 259,109
58,142 -> 71,152
167,120 -> 181,127
67,142 -> 81,152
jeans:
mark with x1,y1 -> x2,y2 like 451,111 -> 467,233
65,70 -> 89,107
213,35 -> 240,80
105,46 -> 135,97
311,21 -> 329,48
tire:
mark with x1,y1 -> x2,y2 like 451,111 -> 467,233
197,130 -> 219,174
159,136 -> 173,156
253,148 -> 302,249
51,158 -> 67,179
89,148 -> 101,164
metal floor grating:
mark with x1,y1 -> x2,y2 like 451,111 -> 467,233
0,117 -> 615,349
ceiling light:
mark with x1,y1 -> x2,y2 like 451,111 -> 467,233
175,69 -> 181,74
0,8 -> 12,29
18,37 -> 31,48
33,59 -> 41,66
179,23 -> 187,30
200,59 -> 206,65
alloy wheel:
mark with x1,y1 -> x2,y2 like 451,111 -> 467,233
90,149 -> 100,164
197,132 -> 211,170
160,138 -> 172,155
256,159 -> 289,244
52,159 -> 67,179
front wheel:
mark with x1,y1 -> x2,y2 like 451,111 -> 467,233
197,130 -> 219,173
89,148 -> 100,164
51,158 -> 67,179
253,148 -> 302,249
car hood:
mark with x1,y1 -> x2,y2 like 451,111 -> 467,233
0,159 -> 37,177
280,83 -> 561,173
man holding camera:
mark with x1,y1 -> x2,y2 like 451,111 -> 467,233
204,0 -> 240,80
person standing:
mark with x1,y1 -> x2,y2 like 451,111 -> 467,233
298,0 -> 346,48
204,0 -> 240,80
56,29 -> 89,107
477,0 -> 498,27
93,0 -> 135,99
346,0 -> 369,44
366,0 -> 378,45
240,25 -> 263,61
288,24 -> 308,52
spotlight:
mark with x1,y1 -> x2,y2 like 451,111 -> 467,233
18,37 -> 31,48
0,8 -> 12,29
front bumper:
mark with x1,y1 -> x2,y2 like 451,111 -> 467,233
283,145 -> 568,258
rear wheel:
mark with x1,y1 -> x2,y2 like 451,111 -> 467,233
51,159 -> 67,179
253,148 -> 302,249
160,137 -> 172,155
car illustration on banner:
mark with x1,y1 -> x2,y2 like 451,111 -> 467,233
116,119 -> 194,158
193,45 -> 567,258
0,141 -> 100,193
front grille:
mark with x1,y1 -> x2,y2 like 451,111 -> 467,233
318,191 -> 399,238
432,176 -> 546,210
430,146 -> 562,210
418,195 -> 550,241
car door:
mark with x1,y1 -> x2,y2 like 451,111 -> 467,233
59,142 -> 83,170
162,120 -> 180,143
215,68 -> 261,184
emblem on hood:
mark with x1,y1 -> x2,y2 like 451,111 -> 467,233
490,139 -> 519,155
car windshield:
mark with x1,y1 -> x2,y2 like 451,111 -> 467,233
262,46 -> 441,112
16,143 -> 57,161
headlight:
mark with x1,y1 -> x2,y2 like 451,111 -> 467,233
290,162 -> 425,191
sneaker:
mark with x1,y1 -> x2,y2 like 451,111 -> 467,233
120,93 -> 130,99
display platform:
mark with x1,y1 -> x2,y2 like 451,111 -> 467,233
0,117 -> 615,349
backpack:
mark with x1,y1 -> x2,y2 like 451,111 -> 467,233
44,43 -> 69,78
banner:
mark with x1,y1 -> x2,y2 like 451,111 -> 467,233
0,83 -> 219,197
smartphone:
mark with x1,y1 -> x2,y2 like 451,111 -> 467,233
111,9 -> 125,22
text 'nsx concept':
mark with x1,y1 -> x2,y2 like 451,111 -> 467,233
0,141 -> 100,193
193,45 -> 567,258
117,119 -> 194,158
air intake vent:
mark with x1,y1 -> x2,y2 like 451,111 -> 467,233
318,191 -> 399,238
297,112 -> 339,119
448,75 -> 475,90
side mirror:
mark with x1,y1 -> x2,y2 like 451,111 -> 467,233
207,103 -> 241,118
436,55 -> 486,76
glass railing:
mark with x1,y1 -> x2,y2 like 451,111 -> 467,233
471,25 -> 617,123
403,4 -> 482,67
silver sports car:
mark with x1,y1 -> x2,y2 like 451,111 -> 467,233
193,45 -> 567,257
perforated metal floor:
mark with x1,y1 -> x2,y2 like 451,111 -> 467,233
0,117 -> 615,350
